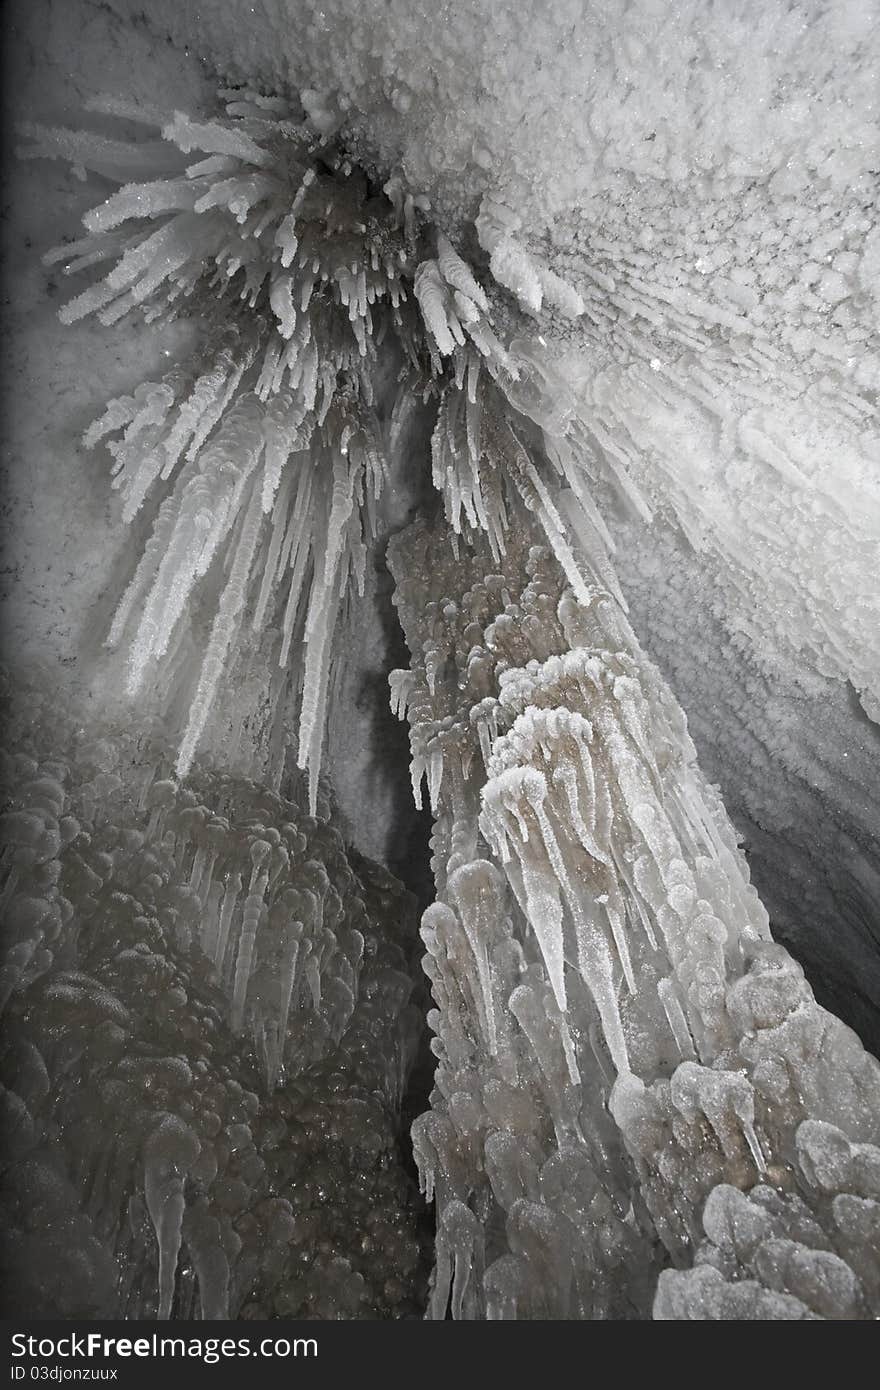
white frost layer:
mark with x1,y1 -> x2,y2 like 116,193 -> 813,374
104,0 -> 880,237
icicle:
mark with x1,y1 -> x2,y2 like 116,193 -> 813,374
274,211 -> 298,268
515,853 -> 566,1009
414,260 -> 457,356
269,919 -> 303,1087
200,879 -> 225,961
183,1204 -> 229,1321
428,747 -> 444,811
143,1118 -> 201,1320
658,976 -> 697,1060
106,492 -> 182,649
269,273 -> 297,339
162,112 -> 272,167
298,552 -> 346,813
215,872 -> 242,971
231,892 -> 262,1034
436,231 -> 488,311
84,178 -> 201,234
184,346 -> 256,465
278,530 -> 311,669
448,861 -> 504,1055
410,753 -> 426,810
176,477 -> 265,778
605,896 -> 637,995
253,472 -> 294,627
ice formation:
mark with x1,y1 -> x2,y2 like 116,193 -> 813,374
5,0 -> 880,1325
97,0 -> 880,720
390,517 -> 880,1319
0,677 -> 428,1318
19,92 -> 587,815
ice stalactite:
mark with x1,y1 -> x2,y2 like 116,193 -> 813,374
389,495 -> 880,1318
475,197 -> 585,321
16,46 -> 879,1322
0,677 -> 428,1319
85,0 -> 880,733
20,91 -> 589,811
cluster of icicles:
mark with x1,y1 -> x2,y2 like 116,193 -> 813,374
0,683 -> 426,1319
20,89 -> 596,811
19,83 -> 880,1321
389,519 -> 880,1319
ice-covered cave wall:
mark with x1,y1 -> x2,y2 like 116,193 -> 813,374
99,0 -> 880,1045
6,0 -> 879,1041
1,0 -> 879,1321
